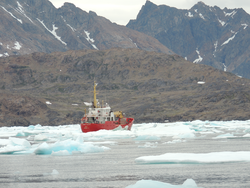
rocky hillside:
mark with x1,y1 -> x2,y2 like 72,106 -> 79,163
1,48 -> 250,127
127,1 -> 250,79
0,0 -> 172,57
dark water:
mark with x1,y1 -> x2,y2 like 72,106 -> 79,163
1,136 -> 250,188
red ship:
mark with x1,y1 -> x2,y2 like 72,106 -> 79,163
80,81 -> 134,133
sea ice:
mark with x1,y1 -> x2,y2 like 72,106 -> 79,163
1,120 -> 250,156
43,169 -> 59,176
213,133 -> 234,139
134,135 -> 160,141
126,179 -> 203,188
138,142 -> 158,148
135,151 -> 250,164
34,139 -> 110,155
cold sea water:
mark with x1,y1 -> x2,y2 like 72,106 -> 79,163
1,121 -> 250,188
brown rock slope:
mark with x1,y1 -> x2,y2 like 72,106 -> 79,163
0,48 -> 250,127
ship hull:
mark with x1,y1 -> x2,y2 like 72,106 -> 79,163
80,118 -> 134,133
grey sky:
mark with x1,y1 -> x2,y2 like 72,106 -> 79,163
50,0 -> 250,25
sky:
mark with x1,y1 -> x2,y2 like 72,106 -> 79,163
51,0 -> 250,25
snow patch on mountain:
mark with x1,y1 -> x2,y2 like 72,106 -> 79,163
213,41 -> 218,57
186,12 -> 193,17
218,19 -> 225,26
224,10 -> 237,18
193,48 -> 203,63
241,24 -> 248,29
16,1 -> 34,24
61,16 -> 76,32
129,38 -> 138,48
199,13 -> 205,20
84,30 -> 98,50
221,32 -> 238,46
0,52 -> 9,57
13,41 -> 22,50
223,63 -> 227,71
37,19 -> 67,46
1,6 -> 22,24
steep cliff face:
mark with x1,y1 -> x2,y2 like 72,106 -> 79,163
0,0 -> 172,57
1,48 -> 250,127
127,1 -> 250,79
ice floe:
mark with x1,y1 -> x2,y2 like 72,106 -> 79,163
135,151 -> 250,164
126,179 -> 203,188
1,120 -> 250,155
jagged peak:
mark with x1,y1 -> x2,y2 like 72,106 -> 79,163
89,11 -> 97,16
62,2 -> 77,8
144,0 -> 157,8
191,1 -> 210,9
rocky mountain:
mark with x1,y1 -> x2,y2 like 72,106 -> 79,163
1,48 -> 250,127
0,0 -> 172,57
127,1 -> 250,79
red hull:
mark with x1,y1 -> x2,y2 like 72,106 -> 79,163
81,118 -> 134,133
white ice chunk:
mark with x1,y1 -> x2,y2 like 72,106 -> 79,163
165,139 -> 186,144
43,169 -> 59,176
0,139 -> 10,146
138,142 -> 158,148
0,137 -> 31,154
135,151 -> 250,164
34,139 -> 109,155
34,134 -> 48,141
9,137 -> 31,148
173,132 -> 195,138
126,179 -> 203,188
51,150 -> 70,156
213,133 -> 234,139
243,133 -> 250,137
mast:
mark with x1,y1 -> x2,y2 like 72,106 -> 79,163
93,81 -> 97,108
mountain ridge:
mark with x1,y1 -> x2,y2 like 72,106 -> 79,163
0,0 -> 172,57
127,1 -> 250,79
